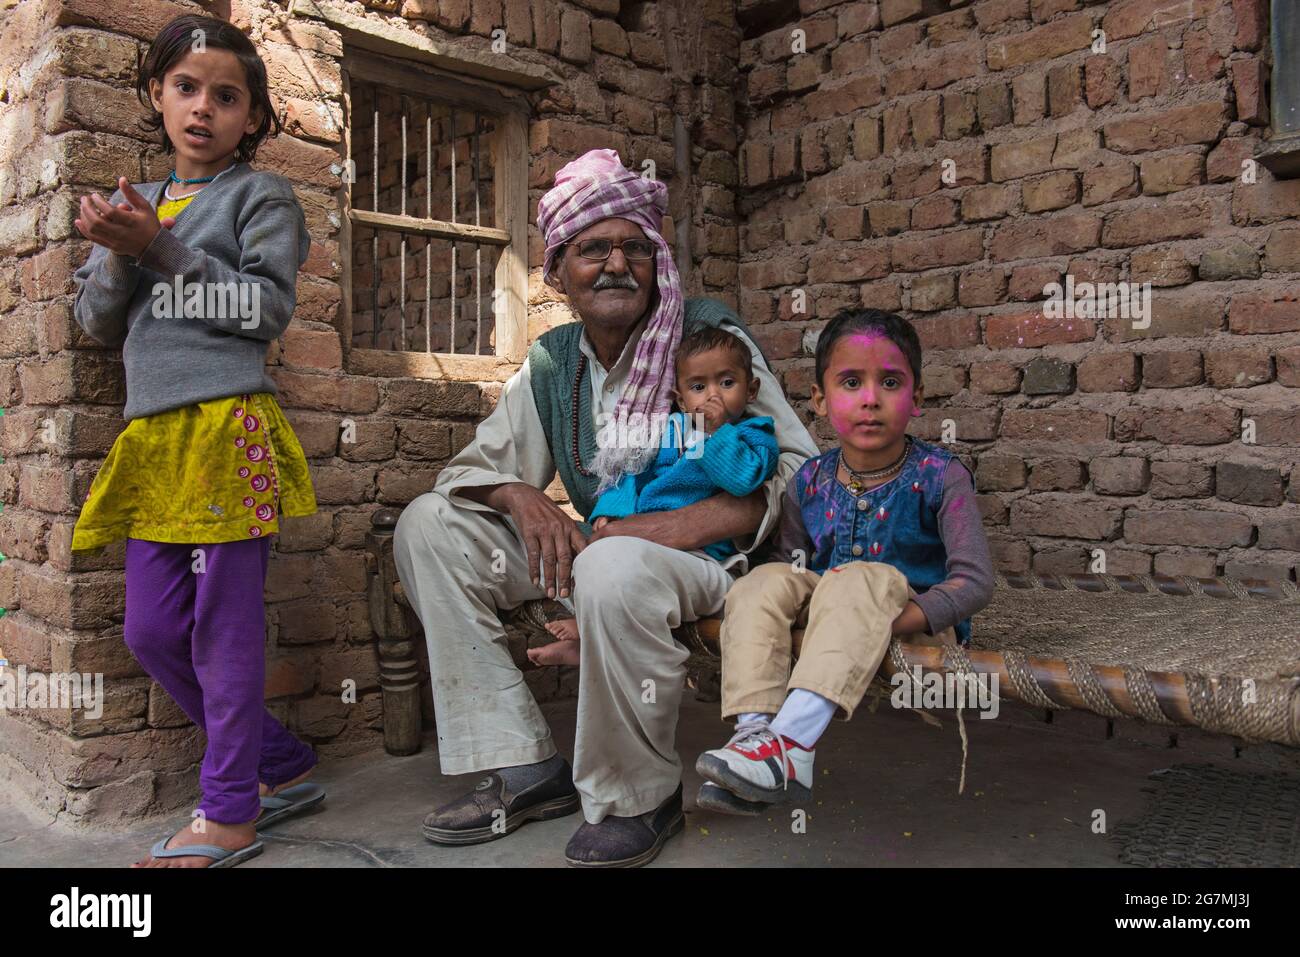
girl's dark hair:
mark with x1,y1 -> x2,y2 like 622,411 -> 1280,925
137,15 -> 280,163
813,308 -> 923,391
676,326 -> 754,381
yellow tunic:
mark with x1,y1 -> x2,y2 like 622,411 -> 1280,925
70,191 -> 318,552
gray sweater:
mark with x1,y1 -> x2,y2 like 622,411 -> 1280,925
73,162 -> 310,420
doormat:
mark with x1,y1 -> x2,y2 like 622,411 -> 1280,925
1113,764 -> 1300,867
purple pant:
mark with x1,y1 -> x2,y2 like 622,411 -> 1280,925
124,537 -> 317,824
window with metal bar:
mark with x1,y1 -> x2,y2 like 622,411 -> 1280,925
348,80 -> 500,354
340,51 -> 529,366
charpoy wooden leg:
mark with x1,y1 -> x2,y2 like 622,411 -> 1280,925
366,507 -> 423,756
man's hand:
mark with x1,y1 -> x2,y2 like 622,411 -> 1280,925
587,488 -> 766,552
74,177 -> 163,258
497,483 -> 587,600
587,510 -> 689,550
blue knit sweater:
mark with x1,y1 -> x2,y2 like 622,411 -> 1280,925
588,411 -> 780,560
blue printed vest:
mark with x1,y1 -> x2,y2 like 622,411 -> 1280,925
790,437 -> 973,645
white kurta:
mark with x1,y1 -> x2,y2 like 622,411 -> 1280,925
393,316 -> 819,822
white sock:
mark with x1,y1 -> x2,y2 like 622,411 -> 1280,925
770,689 -> 837,750
737,712 -> 774,726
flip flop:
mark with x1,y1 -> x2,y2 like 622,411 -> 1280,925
256,782 -> 326,830
148,836 -> 264,868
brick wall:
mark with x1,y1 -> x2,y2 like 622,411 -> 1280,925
736,0 -> 1300,581
1,0 -> 1297,825
0,0 -> 741,821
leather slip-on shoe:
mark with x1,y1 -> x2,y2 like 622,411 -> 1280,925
423,762 -> 580,846
563,783 -> 685,868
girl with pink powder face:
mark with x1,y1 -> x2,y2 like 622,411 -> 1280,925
810,326 -> 925,483
690,308 -> 995,817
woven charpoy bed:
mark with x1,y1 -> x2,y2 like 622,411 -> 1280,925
365,510 -> 1300,754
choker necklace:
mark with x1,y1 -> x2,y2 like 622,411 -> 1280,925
168,170 -> 217,185
163,179 -> 204,201
842,436 -> 912,495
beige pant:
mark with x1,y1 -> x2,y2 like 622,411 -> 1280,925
720,561 -> 957,721
393,491 -> 734,823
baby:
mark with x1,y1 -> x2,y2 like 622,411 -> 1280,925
527,325 -> 780,667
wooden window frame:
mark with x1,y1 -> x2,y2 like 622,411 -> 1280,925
338,51 -> 531,380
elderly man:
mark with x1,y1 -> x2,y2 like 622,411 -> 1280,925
393,148 -> 818,867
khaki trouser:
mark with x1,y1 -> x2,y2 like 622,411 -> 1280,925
393,491 -> 734,823
720,561 -> 958,721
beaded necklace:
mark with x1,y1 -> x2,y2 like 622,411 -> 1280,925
570,352 -> 596,477
841,435 -> 912,495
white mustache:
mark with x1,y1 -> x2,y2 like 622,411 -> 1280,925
592,274 -> 639,291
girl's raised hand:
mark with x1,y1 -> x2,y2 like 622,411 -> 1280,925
74,176 -> 162,258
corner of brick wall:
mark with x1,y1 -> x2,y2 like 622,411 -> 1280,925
0,0 -> 742,823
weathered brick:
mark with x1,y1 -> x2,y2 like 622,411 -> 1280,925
1102,101 -> 1227,153
911,194 -> 958,230
1142,350 -> 1203,388
1113,405 -> 1238,444
976,454 -> 1027,492
987,14 -> 1092,71
1216,461 -> 1283,506
1263,228 -> 1300,272
807,245 -> 891,283
1125,509 -> 1253,548
990,213 -> 1100,261
1008,263 -> 1061,302
1028,457 -> 1086,491
1231,0 -> 1266,51
1000,408 -> 1110,443
1231,58 -> 1268,126
910,311 -> 981,351
1102,201 -> 1210,247
1203,349 -> 1272,389
1084,54 -> 1120,108
1012,497 -> 1121,540
1077,351 -> 1140,391
1021,356 -> 1074,394
1091,456 -> 1149,495
1022,171 -> 1078,212
1127,35 -> 1168,100
991,134 -> 1056,181
977,82 -> 1013,129
1046,62 -> 1081,116
1139,152 -> 1204,195
891,229 -> 985,271
1227,295 -> 1300,335
1149,460 -> 1215,499
1199,241 -> 1260,281
1129,247 -> 1194,286
958,267 -> 1007,307
969,359 -> 1021,393
909,273 -> 957,312
1106,294 -> 1225,342
1082,163 -> 1139,206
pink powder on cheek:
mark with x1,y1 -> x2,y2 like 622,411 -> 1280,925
825,390 -> 859,434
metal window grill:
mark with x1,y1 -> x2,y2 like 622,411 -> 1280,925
347,80 -> 505,355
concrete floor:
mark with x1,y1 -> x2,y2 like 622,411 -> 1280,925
0,694 -> 1251,868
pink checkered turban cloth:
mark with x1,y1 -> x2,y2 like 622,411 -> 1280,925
537,148 -> 684,494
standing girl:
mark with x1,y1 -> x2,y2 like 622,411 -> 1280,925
72,14 -> 324,867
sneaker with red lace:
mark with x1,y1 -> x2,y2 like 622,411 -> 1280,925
694,719 -> 815,806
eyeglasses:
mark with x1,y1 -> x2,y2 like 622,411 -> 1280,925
564,238 -> 656,262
